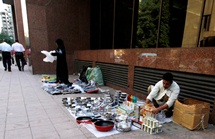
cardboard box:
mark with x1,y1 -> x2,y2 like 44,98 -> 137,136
173,98 -> 210,130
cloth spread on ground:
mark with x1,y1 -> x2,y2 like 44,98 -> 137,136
42,83 -> 85,95
82,123 -> 138,138
66,108 -> 139,138
42,79 -> 101,95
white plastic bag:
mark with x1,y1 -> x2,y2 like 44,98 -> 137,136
41,50 -> 57,63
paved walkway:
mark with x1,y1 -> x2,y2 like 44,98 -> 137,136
0,62 -> 215,139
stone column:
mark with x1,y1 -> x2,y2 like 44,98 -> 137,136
13,0 -> 26,48
181,0 -> 204,47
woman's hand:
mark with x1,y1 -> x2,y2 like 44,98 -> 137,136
50,50 -> 55,56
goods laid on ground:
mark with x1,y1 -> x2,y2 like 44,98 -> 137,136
141,116 -> 163,134
140,104 -> 155,119
41,74 -> 99,95
62,91 -> 171,137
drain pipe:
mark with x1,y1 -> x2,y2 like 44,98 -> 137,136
196,0 -> 206,47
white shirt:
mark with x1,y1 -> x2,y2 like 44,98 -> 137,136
12,42 -> 25,52
0,42 -> 12,52
146,80 -> 180,108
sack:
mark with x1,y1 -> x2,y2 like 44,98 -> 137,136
79,65 -> 91,83
85,66 -> 104,86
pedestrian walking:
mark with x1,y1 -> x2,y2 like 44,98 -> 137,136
12,40 -> 26,71
0,39 -> 13,72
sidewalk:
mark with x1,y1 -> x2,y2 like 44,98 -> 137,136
0,62 -> 215,139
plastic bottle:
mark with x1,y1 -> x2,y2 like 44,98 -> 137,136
130,95 -> 133,102
133,96 -> 137,103
134,105 -> 140,122
127,94 -> 132,101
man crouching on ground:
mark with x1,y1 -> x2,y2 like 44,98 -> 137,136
145,72 -> 180,117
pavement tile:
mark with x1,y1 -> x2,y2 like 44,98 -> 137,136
32,131 -> 60,139
53,122 -> 77,131
57,128 -> 83,138
29,118 -> 52,127
4,128 -> 32,139
25,104 -> 44,111
61,134 -> 88,139
6,116 -> 28,124
0,131 -> 4,139
7,107 -> 26,113
28,114 -> 50,122
7,105 -> 26,111
0,114 -> 7,120
5,121 -> 30,130
27,110 -> 47,116
0,123 -> 5,132
7,112 -> 27,118
49,117 -> 74,125
31,125 -> 56,135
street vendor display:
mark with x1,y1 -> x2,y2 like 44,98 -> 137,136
62,90 -> 174,137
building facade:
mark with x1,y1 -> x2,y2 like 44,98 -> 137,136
0,5 -> 15,40
182,0 -> 215,47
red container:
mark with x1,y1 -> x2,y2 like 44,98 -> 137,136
94,121 -> 114,132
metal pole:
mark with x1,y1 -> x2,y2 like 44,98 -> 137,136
112,0 -> 116,49
196,0 -> 206,47
156,0 -> 162,48
130,0 -> 135,48
99,0 -> 102,49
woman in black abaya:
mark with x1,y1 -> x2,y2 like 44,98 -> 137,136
51,39 -> 71,86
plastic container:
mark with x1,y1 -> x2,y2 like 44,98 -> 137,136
127,94 -> 132,101
132,96 -> 137,103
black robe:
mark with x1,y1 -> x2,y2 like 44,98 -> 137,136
51,40 -> 70,84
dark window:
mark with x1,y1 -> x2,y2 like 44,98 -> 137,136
203,15 -> 211,31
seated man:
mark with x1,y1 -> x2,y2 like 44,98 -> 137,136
145,72 -> 180,117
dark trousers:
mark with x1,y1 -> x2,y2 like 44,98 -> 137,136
2,51 -> 11,71
15,52 -> 26,71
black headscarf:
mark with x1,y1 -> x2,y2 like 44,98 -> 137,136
55,38 -> 65,49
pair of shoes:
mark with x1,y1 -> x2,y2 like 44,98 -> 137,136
8,70 -> 11,72
18,68 -> 21,71
66,82 -> 73,87
4,68 -> 7,71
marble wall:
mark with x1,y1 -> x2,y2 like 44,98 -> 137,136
74,48 -> 215,75
74,48 -> 215,122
